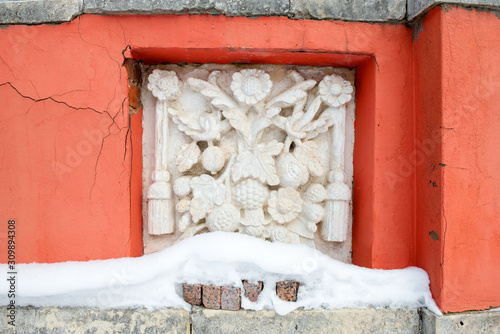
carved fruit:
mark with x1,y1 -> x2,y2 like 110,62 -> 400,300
276,153 -> 309,188
202,146 -> 225,174
233,178 -> 269,227
174,176 -> 192,197
233,178 -> 269,210
206,203 -> 240,232
304,183 -> 327,203
270,226 -> 289,243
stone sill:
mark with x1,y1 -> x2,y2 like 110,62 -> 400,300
1,0 -> 499,25
1,306 -> 499,333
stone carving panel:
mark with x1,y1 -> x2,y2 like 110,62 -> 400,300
143,65 -> 354,255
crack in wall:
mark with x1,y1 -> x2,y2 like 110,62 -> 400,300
0,81 -> 129,200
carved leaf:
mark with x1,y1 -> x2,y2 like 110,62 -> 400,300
266,107 -> 281,119
187,77 -> 239,111
168,107 -> 201,133
303,107 -> 339,140
265,80 -> 316,109
176,142 -> 201,172
178,213 -> 192,232
232,140 -> 284,185
169,107 -> 221,142
293,141 -> 324,177
222,108 -> 250,138
249,118 -> 271,144
189,174 -> 225,222
177,223 -> 208,242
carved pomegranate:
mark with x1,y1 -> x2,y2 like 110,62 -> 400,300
202,146 -> 225,174
276,153 -> 309,188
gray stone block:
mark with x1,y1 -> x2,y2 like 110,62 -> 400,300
83,0 -> 290,17
408,0 -> 500,20
422,308 -> 500,334
0,306 -> 190,334
0,0 -> 82,25
290,0 -> 406,21
191,306 -> 421,334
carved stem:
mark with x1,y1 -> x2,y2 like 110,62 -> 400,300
331,107 -> 346,172
322,106 -> 350,242
156,100 -> 169,171
147,99 -> 174,235
295,96 -> 321,130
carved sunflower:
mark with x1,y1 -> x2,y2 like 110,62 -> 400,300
268,187 -> 303,224
230,69 -> 272,105
318,75 -> 353,107
147,70 -> 180,101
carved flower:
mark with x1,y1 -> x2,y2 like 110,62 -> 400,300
230,69 -> 272,105
206,203 -> 240,232
269,225 -> 289,243
318,75 -> 353,107
268,187 -> 303,224
147,70 -> 180,101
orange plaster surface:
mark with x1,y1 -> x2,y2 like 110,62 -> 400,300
417,6 -> 500,313
414,6 -> 500,312
0,8 -> 498,312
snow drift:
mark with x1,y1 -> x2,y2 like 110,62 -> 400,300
0,232 -> 441,315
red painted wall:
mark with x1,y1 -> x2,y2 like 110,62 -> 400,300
415,6 -> 500,312
0,6 -> 498,313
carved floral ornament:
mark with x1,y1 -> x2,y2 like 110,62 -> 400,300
146,67 -> 353,248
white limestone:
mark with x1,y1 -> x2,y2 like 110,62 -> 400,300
144,65 -> 355,260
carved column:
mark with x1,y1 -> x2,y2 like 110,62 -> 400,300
146,70 -> 179,235
320,76 -> 353,242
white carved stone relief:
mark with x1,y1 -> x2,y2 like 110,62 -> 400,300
143,65 -> 355,259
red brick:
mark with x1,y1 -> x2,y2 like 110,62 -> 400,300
128,84 -> 141,110
276,281 -> 300,302
242,280 -> 264,303
182,283 -> 202,305
202,285 -> 221,309
221,286 -> 241,310
123,58 -> 142,84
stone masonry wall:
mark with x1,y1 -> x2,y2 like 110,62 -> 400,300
1,0 -> 499,25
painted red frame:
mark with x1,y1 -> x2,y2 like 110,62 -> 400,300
128,14 -> 414,270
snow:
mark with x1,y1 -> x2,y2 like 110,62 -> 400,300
0,232 -> 442,315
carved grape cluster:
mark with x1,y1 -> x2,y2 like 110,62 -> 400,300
233,179 -> 269,210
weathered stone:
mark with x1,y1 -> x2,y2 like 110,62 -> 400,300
422,308 -> 500,334
221,286 -> 241,311
276,280 -> 300,302
0,306 -> 190,334
83,0 -> 290,17
408,0 -> 500,20
143,64 -> 355,261
2,0 -> 500,25
290,0 -> 406,21
0,0 -> 82,25
183,283 -> 202,305
191,307 -> 421,334
202,285 -> 221,309
242,280 -> 264,302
